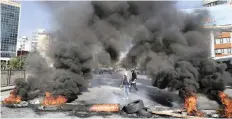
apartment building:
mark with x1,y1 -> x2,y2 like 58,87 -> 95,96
202,0 -> 228,7
203,0 -> 232,7
182,3 -> 232,60
17,36 -> 31,51
214,31 -> 232,57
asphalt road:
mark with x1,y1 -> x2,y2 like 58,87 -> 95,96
1,74 -> 164,118
1,74 -> 232,118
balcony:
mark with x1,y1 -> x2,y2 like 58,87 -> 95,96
217,32 -> 231,38
215,43 -> 232,49
215,53 -> 232,57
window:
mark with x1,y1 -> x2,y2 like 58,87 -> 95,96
220,39 -> 223,44
216,49 -> 222,53
215,39 -> 220,44
228,49 -> 232,54
221,49 -> 224,53
227,38 -> 231,43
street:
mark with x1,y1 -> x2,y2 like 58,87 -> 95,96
1,74 -> 162,118
1,74 -> 232,118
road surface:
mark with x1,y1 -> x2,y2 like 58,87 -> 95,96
1,74 -> 232,118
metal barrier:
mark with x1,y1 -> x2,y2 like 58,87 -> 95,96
1,69 -> 25,87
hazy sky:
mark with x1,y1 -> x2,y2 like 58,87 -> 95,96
19,1 -> 51,37
18,1 -> 203,38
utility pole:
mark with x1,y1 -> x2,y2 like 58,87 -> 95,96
20,43 -> 23,69
20,48 -> 22,69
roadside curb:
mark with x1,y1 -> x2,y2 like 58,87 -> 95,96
1,86 -> 15,92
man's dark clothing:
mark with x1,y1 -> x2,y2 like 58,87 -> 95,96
131,72 -> 137,81
130,71 -> 138,92
131,83 -> 138,92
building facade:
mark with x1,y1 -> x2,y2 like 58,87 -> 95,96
202,0 -> 228,7
31,29 -> 46,50
182,3 -> 232,61
37,31 -> 50,56
31,29 -> 51,57
203,2 -> 232,60
1,0 -> 21,61
213,31 -> 232,57
17,36 -> 31,52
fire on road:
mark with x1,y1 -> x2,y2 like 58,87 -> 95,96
1,74 -> 232,118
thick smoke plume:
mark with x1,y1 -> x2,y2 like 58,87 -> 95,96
13,1 -> 232,103
13,1 -> 136,101
118,1 -> 232,102
13,52 -> 52,100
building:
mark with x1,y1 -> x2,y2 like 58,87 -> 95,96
1,0 -> 21,61
31,29 -> 43,51
17,36 -> 31,52
31,29 -> 49,50
31,29 -> 51,57
211,29 -> 232,58
202,0 -> 228,7
16,36 -> 31,57
202,3 -> 232,59
37,30 -> 50,57
182,3 -> 232,61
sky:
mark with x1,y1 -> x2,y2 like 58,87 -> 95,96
18,1 -> 203,38
19,1 -> 52,37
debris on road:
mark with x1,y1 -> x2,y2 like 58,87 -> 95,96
2,73 -> 232,118
137,107 -> 152,117
122,99 -> 153,117
123,100 -> 144,114
1,101 -> 29,108
150,110 -> 203,118
1,97 -> 229,118
121,99 -> 225,118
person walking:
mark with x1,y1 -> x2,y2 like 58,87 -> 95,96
130,70 -> 138,93
121,72 -> 130,100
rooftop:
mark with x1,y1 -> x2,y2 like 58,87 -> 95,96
0,0 -> 21,7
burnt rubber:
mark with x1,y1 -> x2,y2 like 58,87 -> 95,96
123,100 -> 144,114
137,107 -> 152,117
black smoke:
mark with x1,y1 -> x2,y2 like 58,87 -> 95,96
13,1 -> 135,102
13,52 -> 53,101
13,1 -> 232,103
118,1 -> 232,102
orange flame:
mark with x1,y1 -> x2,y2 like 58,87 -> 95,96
42,92 -> 67,106
89,104 -> 120,112
184,94 -> 204,116
218,91 -> 232,118
3,90 -> 21,104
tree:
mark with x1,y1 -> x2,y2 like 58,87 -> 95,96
9,56 -> 26,69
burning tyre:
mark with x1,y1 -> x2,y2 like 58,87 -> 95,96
137,107 -> 152,117
123,100 -> 144,114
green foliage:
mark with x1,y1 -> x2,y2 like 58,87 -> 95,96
9,56 -> 26,69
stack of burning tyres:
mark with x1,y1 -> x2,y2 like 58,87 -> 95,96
122,99 -> 152,117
